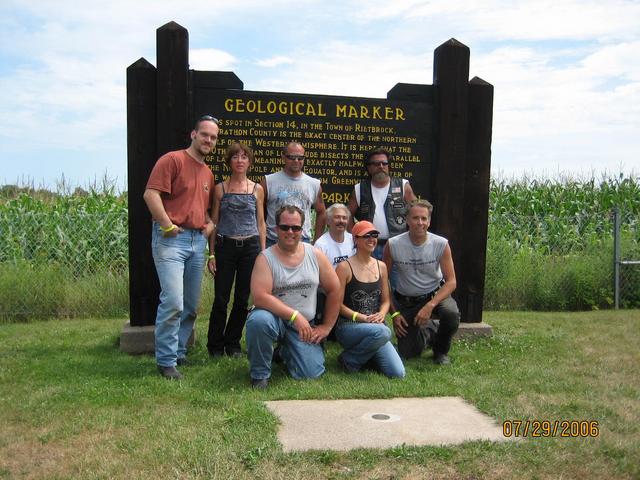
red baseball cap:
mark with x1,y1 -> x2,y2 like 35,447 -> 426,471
352,221 -> 379,237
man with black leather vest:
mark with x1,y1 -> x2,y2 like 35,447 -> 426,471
347,147 -> 417,261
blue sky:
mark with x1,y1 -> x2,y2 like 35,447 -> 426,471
0,0 -> 638,189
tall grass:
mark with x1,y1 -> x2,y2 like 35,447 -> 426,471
1,173 -> 639,320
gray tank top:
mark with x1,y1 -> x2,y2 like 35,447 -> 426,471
216,182 -> 259,237
388,231 -> 448,296
263,243 -> 319,322
265,171 -> 321,241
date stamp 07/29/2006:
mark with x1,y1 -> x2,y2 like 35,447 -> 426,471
502,420 -> 600,438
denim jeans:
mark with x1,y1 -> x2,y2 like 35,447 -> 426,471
207,235 -> 260,354
245,308 -> 325,380
151,224 -> 207,367
335,321 -> 405,378
395,295 -> 460,359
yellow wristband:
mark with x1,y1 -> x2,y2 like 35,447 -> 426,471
390,312 -> 400,319
208,254 -> 215,260
160,224 -> 177,233
352,311 -> 358,322
290,310 -> 298,322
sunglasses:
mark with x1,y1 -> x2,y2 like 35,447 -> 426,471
278,224 -> 303,232
367,161 -> 389,167
356,232 -> 379,239
284,154 -> 305,161
199,115 -> 220,125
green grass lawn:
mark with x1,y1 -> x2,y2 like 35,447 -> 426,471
1,311 -> 638,479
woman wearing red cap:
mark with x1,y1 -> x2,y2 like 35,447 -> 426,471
334,221 -> 405,377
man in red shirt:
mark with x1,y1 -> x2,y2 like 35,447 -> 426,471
143,115 -> 218,379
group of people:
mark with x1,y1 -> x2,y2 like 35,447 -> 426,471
143,115 -> 461,385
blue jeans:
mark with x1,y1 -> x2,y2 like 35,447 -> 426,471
245,308 -> 325,380
151,224 -> 207,367
335,321 -> 405,378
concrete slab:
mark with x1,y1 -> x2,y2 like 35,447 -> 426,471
265,397 -> 511,452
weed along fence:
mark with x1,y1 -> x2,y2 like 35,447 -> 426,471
126,21 -> 494,337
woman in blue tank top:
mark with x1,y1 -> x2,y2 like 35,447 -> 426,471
334,221 -> 405,377
206,143 -> 266,357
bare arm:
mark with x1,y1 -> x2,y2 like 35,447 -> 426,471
250,253 -> 315,342
414,243 -> 457,326
143,188 -> 171,228
347,187 -> 358,230
336,261 -> 354,319
254,183 -> 267,250
207,184 -> 223,275
313,187 -> 327,241
314,248 -> 342,340
260,177 -> 268,220
143,188 -> 182,237
377,260 -> 391,318
404,181 -> 417,203
383,241 -> 408,337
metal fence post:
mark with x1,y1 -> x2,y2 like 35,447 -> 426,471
613,207 -> 620,309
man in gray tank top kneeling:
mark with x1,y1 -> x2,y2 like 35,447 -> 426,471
246,205 -> 342,389
383,200 -> 460,365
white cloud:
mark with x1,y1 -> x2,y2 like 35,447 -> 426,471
253,41 -> 432,98
190,49 -> 237,70
256,56 -> 294,68
353,0 -> 640,42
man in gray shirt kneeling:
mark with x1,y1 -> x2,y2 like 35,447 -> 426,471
246,205 -> 342,389
383,200 -> 460,365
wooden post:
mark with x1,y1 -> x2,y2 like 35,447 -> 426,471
463,77 -> 494,322
156,21 -> 190,156
126,58 -> 158,327
432,39 -> 471,321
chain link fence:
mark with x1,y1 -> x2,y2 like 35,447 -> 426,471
1,208 -> 638,320
484,209 -> 639,310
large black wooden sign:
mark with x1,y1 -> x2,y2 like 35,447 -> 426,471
195,89 -> 432,203
126,21 -> 493,331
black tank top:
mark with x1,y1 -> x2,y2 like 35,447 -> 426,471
343,259 -> 382,316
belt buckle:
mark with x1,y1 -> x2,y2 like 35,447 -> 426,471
235,238 -> 244,247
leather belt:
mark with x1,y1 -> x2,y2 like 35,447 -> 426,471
216,234 -> 258,247
394,279 -> 445,307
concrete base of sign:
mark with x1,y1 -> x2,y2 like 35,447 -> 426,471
265,397 -> 512,452
455,322 -> 493,339
119,321 -> 194,354
118,321 -> 491,354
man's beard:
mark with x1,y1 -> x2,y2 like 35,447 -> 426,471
372,171 -> 389,182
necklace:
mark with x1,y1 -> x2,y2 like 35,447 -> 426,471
365,259 -> 378,277
355,258 -> 378,278
226,178 -> 249,193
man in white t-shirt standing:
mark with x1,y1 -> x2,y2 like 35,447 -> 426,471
313,203 -> 354,336
314,203 -> 355,267
347,147 -> 417,260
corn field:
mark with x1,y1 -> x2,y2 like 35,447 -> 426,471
1,175 -> 639,321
